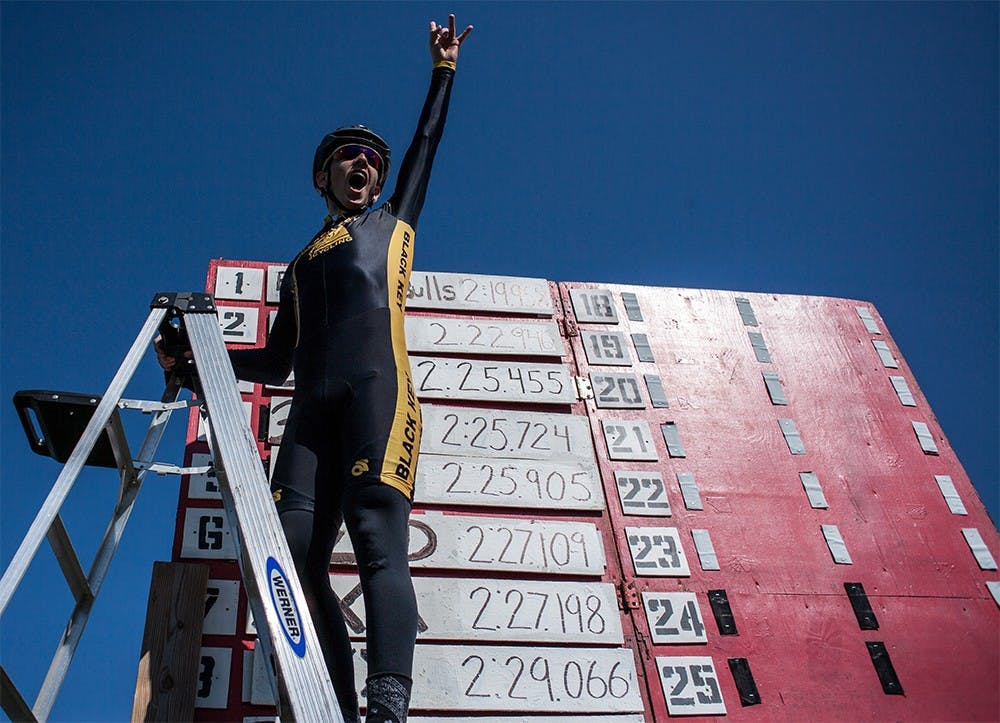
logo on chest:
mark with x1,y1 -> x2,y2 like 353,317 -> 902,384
307,224 -> 354,260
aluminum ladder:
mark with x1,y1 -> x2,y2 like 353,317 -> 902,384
0,292 -> 342,722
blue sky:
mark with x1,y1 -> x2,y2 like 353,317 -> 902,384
2,2 -> 997,720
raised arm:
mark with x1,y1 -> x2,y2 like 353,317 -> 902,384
387,14 -> 473,226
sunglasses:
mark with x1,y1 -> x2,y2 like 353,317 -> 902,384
331,144 -> 382,171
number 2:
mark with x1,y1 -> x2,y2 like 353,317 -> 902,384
222,311 -> 245,336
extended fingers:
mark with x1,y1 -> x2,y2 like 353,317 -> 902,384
445,14 -> 472,46
430,13 -> 472,57
430,20 -> 450,39
431,14 -> 472,42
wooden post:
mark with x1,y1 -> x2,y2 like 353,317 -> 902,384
131,561 -> 208,722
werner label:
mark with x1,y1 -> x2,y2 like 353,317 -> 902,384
266,557 -> 306,657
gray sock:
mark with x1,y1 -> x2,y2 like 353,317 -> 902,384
364,674 -> 411,723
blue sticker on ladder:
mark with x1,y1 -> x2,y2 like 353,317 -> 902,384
266,556 -> 307,657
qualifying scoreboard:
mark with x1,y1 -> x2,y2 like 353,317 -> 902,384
170,260 -> 998,721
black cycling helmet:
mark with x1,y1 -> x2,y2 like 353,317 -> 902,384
312,125 -> 391,192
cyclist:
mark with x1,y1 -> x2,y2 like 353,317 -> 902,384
158,14 -> 472,723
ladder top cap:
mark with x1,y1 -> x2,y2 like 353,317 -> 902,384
150,292 -> 216,313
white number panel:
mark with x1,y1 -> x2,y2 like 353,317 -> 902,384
411,357 -> 575,403
405,316 -> 563,357
267,396 -> 292,444
242,647 -> 275,705
421,405 -> 596,463
641,592 -> 707,644
656,656 -> 726,715
186,452 -> 219,500
265,264 -> 286,304
268,446 -> 280,482
352,644 -> 643,713
194,646 -> 232,709
180,508 -> 236,560
601,420 -> 658,461
332,512 -> 606,576
625,527 -> 690,577
570,288 -> 620,324
330,576 -> 623,644
591,372 -> 645,409
614,471 -> 671,516
216,306 -> 259,344
415,455 -> 604,511
214,267 -> 264,301
270,406 -> 601,464
408,271 -> 554,315
582,331 -> 632,366
197,401 -> 253,442
203,579 -> 241,636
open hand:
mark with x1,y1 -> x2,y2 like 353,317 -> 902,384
430,13 -> 473,65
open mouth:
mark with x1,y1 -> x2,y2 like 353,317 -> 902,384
348,171 -> 368,191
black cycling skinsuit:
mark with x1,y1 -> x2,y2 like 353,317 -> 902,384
229,64 -> 455,721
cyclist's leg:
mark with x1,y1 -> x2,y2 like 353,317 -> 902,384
272,396 -> 359,722
341,370 -> 419,723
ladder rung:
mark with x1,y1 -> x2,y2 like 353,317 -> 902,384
118,398 -> 199,413
1,664 -> 37,723
131,461 -> 212,477
46,515 -> 92,604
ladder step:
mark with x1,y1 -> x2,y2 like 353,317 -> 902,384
12,391 -> 126,469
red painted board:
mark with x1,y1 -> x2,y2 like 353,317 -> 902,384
561,283 -> 996,601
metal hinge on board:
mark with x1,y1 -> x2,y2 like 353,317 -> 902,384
633,631 -> 651,661
559,315 -> 579,338
616,578 -> 640,611
574,376 -> 593,401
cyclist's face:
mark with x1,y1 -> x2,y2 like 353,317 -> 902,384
318,148 -> 381,210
